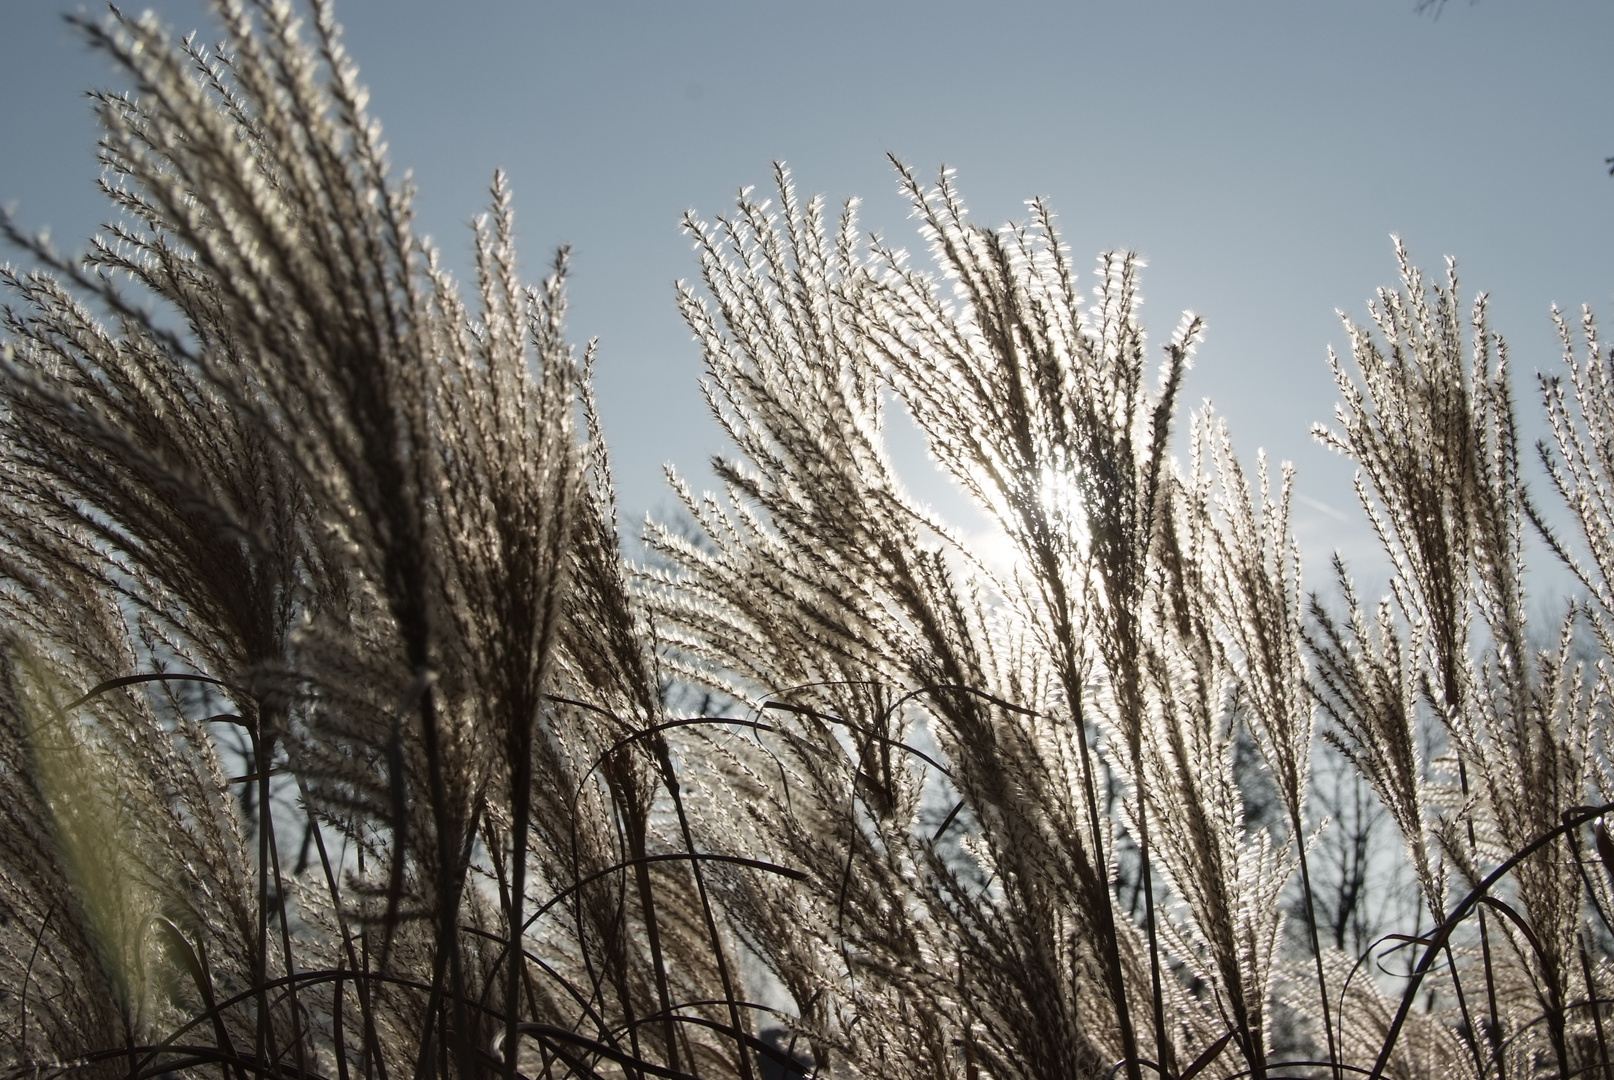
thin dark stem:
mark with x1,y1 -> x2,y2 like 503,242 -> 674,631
504,726 -> 532,1080
1579,934 -> 1612,1080
1458,756 -> 1507,1080
1132,768 -> 1174,1079
1291,806 -> 1340,1080
410,684 -> 475,1080
260,710 -> 309,1080
251,725 -> 284,1080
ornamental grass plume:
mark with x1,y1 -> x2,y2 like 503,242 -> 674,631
0,2 -> 731,1075
1312,250 -> 1606,1080
6,3 -> 1614,1080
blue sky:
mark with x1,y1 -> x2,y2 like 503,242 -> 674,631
5,0 -> 1613,583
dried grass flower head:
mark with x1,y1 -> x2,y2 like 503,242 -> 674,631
4,3 -> 1614,1079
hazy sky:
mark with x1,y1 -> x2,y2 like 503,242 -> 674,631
5,0 -> 1613,582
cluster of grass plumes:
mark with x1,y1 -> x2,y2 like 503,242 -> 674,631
6,3 -> 1614,1079
0,2 -> 753,1076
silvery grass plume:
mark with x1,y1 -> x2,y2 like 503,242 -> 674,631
0,1 -> 732,1077
1539,306 -> 1614,660
1312,248 -> 1608,1080
647,163 -> 1330,1080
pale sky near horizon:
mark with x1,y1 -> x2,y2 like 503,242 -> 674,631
4,0 -> 1612,591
